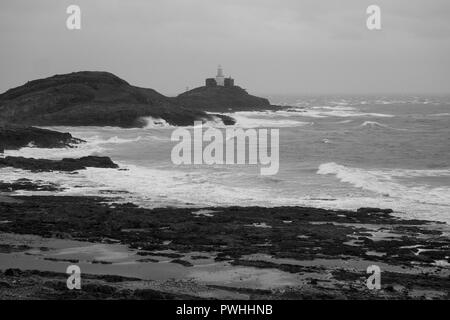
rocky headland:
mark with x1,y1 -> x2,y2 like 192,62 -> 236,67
0,71 -> 281,128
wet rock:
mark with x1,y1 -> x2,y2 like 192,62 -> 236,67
91,260 -> 113,265
0,195 -> 448,299
0,156 -> 118,172
0,125 -> 83,151
357,208 -> 394,214
137,258 -> 159,263
3,268 -> 22,277
176,86 -> 272,112
0,179 -> 62,192
170,259 -> 193,267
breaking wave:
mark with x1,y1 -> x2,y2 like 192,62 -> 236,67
430,113 -> 450,117
287,106 -> 394,118
0,163 -> 281,208
358,121 -> 409,131
142,117 -> 172,129
2,160 -> 450,223
2,135 -> 144,159
317,162 -> 450,207
221,111 -> 313,128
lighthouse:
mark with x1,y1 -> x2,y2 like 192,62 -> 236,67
205,65 -> 235,87
215,65 -> 225,86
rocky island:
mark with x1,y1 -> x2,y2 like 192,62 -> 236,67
0,70 -> 278,128
176,65 -> 275,113
176,86 -> 271,113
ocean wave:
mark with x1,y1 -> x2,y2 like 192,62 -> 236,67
0,167 -> 105,196
311,106 -> 355,111
2,160 -> 450,223
2,135 -> 144,159
3,144 -> 106,160
357,121 -> 409,131
317,162 -> 450,207
86,135 -> 143,144
0,162 -> 272,208
143,115 -> 230,129
141,116 -> 172,129
73,163 -> 279,208
221,111 -> 313,128
374,98 -> 443,105
430,113 -> 450,117
195,115 -> 227,128
0,163 -> 391,213
287,106 -> 394,118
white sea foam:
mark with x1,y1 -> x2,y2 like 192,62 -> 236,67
3,145 -> 106,160
143,115 -> 229,129
2,160 -> 450,223
359,121 -> 388,128
2,135 -> 143,159
221,111 -> 312,128
65,163 -> 278,208
142,116 -> 172,129
430,113 -> 450,117
92,136 -> 143,144
0,163 -> 270,208
358,121 -> 408,131
314,162 -> 450,222
196,115 -> 226,127
287,106 -> 394,118
317,162 -> 450,207
0,167 -> 105,196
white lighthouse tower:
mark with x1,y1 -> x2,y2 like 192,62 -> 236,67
215,65 -> 225,86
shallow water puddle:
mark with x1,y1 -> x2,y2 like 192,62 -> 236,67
0,233 -> 189,281
0,232 -> 304,290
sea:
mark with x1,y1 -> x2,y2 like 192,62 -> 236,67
1,95 -> 449,223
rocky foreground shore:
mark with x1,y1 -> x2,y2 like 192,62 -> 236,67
0,188 -> 448,300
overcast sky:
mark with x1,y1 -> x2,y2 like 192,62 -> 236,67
1,0 -> 450,95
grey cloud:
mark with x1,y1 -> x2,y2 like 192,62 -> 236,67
0,0 -> 449,95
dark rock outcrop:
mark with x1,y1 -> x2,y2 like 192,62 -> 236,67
0,178 -> 62,192
176,85 -> 272,112
0,125 -> 83,152
0,71 -> 222,128
0,156 -> 118,172
357,208 -> 394,214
